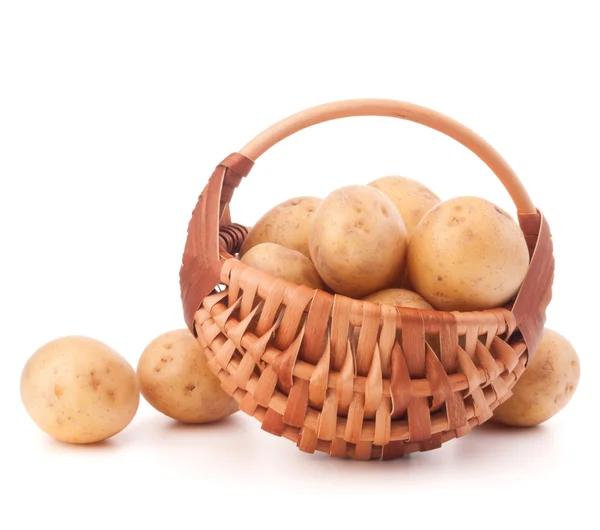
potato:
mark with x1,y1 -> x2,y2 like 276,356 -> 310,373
240,196 -> 321,258
369,176 -> 440,238
240,242 -> 325,289
20,336 -> 139,444
309,185 -> 408,298
407,196 -> 529,311
363,288 -> 433,309
137,329 -> 238,423
493,329 -> 580,427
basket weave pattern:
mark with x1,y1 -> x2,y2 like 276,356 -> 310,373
181,100 -> 554,459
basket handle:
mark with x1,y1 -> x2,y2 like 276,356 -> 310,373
181,99 -> 537,332
241,99 -> 535,213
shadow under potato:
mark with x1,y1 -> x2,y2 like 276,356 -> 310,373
47,436 -> 117,452
161,413 -> 243,432
472,419 -> 551,436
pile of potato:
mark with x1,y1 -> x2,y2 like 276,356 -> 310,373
240,176 -> 529,312
239,175 -> 580,427
18,174 -> 581,445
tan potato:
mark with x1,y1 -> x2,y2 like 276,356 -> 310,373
309,185 -> 408,298
369,176 -> 440,238
493,329 -> 580,427
363,288 -> 433,309
407,196 -> 529,311
240,196 -> 321,258
240,242 -> 325,289
20,336 -> 139,444
137,329 -> 238,424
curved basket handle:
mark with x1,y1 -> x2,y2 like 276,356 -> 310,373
241,99 -> 535,213
181,98 -> 538,332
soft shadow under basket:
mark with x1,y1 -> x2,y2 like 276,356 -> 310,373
180,99 -> 554,460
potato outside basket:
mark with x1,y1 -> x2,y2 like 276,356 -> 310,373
180,99 -> 554,460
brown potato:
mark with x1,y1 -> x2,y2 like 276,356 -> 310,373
20,336 -> 139,444
369,176 -> 440,238
240,242 -> 325,289
363,288 -> 433,309
240,196 -> 321,258
309,185 -> 408,298
137,329 -> 238,424
407,196 -> 529,311
492,329 -> 580,427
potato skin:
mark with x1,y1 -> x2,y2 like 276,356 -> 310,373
240,242 -> 325,289
240,196 -> 321,258
493,329 -> 580,427
309,185 -> 408,298
137,329 -> 238,424
363,288 -> 433,309
369,176 -> 440,238
407,196 -> 529,311
20,336 -> 139,444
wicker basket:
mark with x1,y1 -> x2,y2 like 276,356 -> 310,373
180,99 -> 554,460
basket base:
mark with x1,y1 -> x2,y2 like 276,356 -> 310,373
195,304 -> 525,461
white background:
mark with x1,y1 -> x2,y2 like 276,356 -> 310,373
1,1 -> 598,529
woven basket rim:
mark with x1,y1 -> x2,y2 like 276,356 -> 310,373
219,256 -> 518,326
